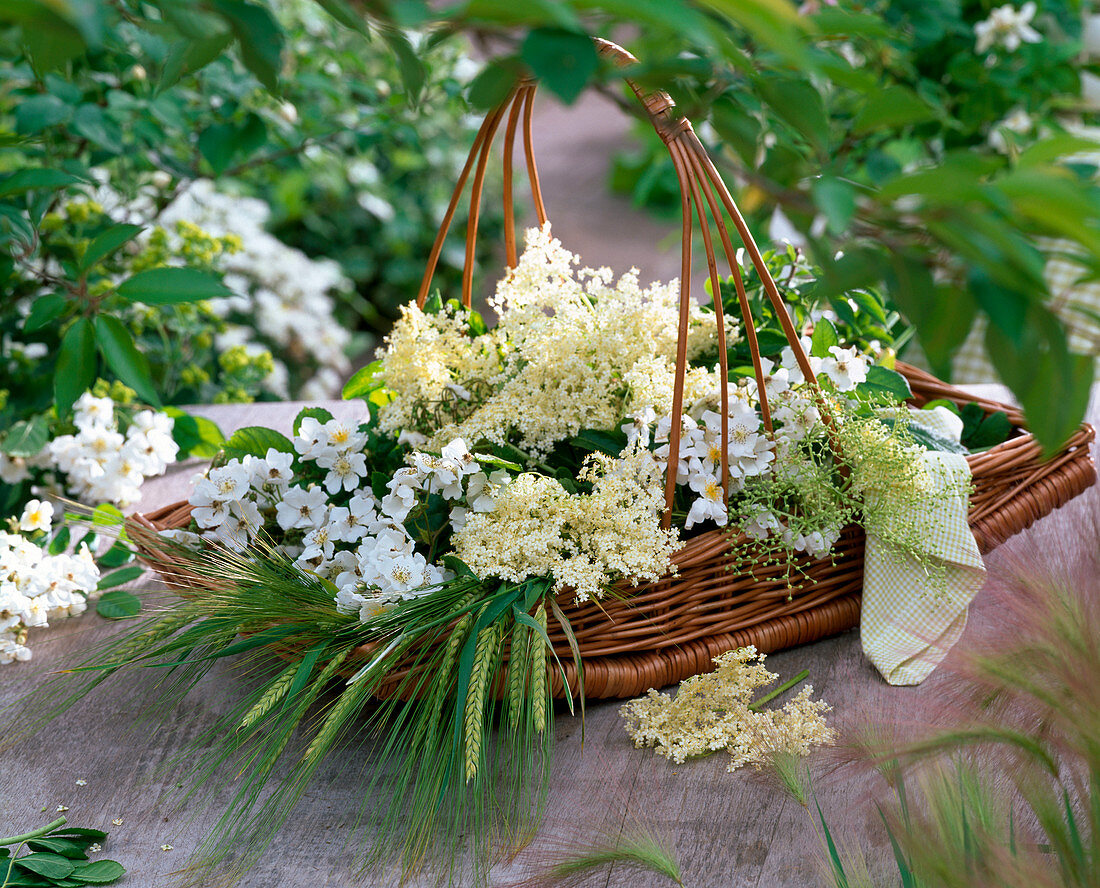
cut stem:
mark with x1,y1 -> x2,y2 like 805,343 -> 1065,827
749,669 -> 809,712
0,816 -> 67,847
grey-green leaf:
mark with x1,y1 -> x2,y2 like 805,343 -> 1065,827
70,858 -> 126,884
14,852 -> 74,879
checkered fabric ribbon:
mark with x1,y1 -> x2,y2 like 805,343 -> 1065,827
860,407 -> 986,685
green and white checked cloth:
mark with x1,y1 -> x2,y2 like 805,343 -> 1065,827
861,407 -> 986,686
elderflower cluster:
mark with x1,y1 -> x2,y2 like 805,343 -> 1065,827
45,394 -> 178,507
158,180 -> 354,400
620,646 -> 835,770
452,445 -> 677,602
377,225 -> 738,457
1,503 -> 100,665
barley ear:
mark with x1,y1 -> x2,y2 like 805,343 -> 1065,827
463,621 -> 504,784
239,662 -> 300,732
529,603 -> 548,735
504,616 -> 529,731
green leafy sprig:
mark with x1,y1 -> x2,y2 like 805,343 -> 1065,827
0,817 -> 124,888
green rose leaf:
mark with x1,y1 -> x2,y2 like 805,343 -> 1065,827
48,526 -> 72,556
857,365 -> 912,402
26,836 -> 89,860
342,360 -> 384,402
97,539 -> 134,568
92,503 -> 126,529
163,407 -> 225,459
809,318 -> 838,358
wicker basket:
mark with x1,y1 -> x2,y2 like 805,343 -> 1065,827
132,40 -> 1096,699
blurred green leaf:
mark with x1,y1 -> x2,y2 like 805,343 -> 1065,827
15,94 -> 72,134
315,0 -> 369,33
71,103 -> 122,149
986,307 -> 1092,456
381,29 -> 426,101
521,28 -> 599,105
198,113 -> 267,175
0,168 -> 82,197
1,415 -> 50,457
80,224 -> 144,272
159,32 -> 234,92
467,57 -> 521,109
852,86 -> 937,135
23,292 -> 69,332
758,75 -> 828,152
210,0 -> 285,92
812,176 -> 856,234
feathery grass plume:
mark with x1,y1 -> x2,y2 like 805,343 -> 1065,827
819,497 -> 1100,888
499,823 -> 685,888
763,749 -> 813,807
